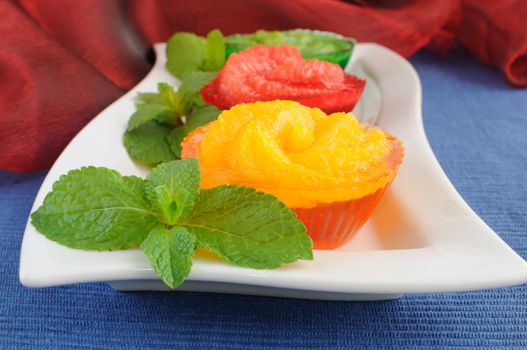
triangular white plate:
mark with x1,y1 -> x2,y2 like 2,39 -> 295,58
19,43 -> 527,300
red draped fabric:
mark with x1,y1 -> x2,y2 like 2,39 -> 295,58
1,0 -> 525,172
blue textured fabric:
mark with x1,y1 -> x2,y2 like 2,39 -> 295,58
1,47 -> 526,349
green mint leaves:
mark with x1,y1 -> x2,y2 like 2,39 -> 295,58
166,29 -> 226,80
126,104 -> 174,132
203,29 -> 226,71
141,226 -> 195,288
125,29 -> 227,166
124,74 -> 220,165
124,121 -> 176,165
145,159 -> 200,225
31,160 -> 313,289
181,186 -> 313,269
168,105 -> 219,158
31,167 -> 158,250
166,33 -> 206,81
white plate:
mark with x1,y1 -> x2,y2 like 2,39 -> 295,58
19,43 -> 527,300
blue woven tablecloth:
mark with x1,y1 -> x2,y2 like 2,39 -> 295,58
1,47 -> 526,349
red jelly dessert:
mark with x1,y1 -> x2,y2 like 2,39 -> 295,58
200,45 -> 365,114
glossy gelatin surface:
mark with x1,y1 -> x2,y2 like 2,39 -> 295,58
225,29 -> 355,68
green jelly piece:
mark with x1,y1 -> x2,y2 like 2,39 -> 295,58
225,29 -> 355,68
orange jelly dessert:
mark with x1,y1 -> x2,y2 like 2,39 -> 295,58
181,100 -> 404,249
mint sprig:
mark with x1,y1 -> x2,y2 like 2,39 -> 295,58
145,159 -> 200,225
123,121 -> 176,165
141,226 -> 195,288
123,73 -> 220,165
135,92 -> 163,108
181,186 -> 313,269
167,105 -> 219,158
166,29 -> 226,80
125,29 -> 226,166
31,167 -> 158,250
31,160 -> 313,288
126,104 -> 174,132
203,29 -> 226,72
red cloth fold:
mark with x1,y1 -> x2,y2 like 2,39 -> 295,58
1,0 -> 526,172
458,0 -> 527,87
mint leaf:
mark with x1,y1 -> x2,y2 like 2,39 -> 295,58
167,128 -> 188,159
124,103 -> 218,164
168,105 -> 220,157
166,32 -> 206,80
145,159 -> 200,225
31,167 -> 158,250
166,30 -> 226,80
127,104 -> 174,132
141,226 -> 195,288
178,72 -> 217,96
180,185 -> 313,269
176,72 -> 217,114
203,29 -> 226,71
135,92 -> 163,108
158,83 -> 181,111
157,76 -> 215,117
123,121 -> 176,165
186,105 -> 221,128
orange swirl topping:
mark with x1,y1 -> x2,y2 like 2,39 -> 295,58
183,100 -> 403,208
